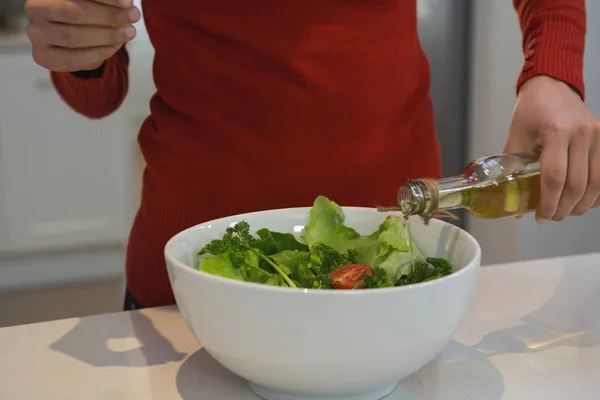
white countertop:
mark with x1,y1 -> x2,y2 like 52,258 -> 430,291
1,252 -> 599,400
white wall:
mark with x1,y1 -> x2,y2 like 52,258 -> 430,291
467,1 -> 600,265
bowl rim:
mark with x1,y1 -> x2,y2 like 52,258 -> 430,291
164,206 -> 482,296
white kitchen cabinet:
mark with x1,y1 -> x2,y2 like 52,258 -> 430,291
0,52 -> 131,255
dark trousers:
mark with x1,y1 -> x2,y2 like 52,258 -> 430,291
123,287 -> 145,311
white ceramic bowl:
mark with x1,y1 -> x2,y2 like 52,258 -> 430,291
165,207 -> 481,400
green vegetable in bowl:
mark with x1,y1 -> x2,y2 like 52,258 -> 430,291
197,196 -> 455,289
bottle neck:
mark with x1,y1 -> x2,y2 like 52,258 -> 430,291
398,176 -> 472,217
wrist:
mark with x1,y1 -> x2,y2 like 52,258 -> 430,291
519,75 -> 577,97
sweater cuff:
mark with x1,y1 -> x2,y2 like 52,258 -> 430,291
50,52 -> 128,119
51,55 -> 118,94
71,62 -> 106,79
516,13 -> 586,100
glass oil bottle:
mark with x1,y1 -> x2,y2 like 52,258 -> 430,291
397,152 -> 541,220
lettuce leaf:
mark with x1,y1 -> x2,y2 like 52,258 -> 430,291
252,228 -> 308,255
198,250 -> 287,286
301,196 -> 350,246
270,250 -> 331,289
301,196 -> 424,285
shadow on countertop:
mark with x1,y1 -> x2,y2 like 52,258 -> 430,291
396,264 -> 600,399
176,350 -> 259,400
465,263 -> 600,361
175,344 -> 504,400
49,309 -> 186,367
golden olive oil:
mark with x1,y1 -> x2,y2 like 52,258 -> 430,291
443,171 -> 540,219
401,214 -> 416,271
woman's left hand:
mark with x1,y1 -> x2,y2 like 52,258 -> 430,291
504,75 -> 600,224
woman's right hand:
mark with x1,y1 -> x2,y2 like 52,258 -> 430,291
25,0 -> 141,72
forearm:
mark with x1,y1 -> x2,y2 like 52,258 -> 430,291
513,0 -> 586,99
50,46 -> 130,119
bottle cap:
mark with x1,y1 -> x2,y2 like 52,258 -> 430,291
397,181 -> 431,216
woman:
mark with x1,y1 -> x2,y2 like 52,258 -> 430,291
24,0 -> 599,309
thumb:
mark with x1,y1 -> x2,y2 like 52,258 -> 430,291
504,116 -> 537,154
90,0 -> 136,8
507,121 -> 530,221
504,101 -> 524,153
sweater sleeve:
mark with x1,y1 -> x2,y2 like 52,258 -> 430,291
50,46 -> 130,119
513,0 -> 586,99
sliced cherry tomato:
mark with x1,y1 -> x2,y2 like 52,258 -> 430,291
329,264 -> 373,289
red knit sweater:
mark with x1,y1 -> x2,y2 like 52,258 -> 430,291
51,0 -> 585,308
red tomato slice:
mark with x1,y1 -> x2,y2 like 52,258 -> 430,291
329,264 -> 373,290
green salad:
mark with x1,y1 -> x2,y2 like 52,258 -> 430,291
197,196 -> 453,289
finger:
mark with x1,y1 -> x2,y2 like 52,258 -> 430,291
32,43 -> 121,72
504,108 -> 538,155
504,137 -> 536,155
591,155 -> 600,208
553,134 -> 590,220
572,127 -> 600,215
537,133 -> 569,224
26,0 -> 140,27
91,0 -> 134,7
28,20 -> 135,48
